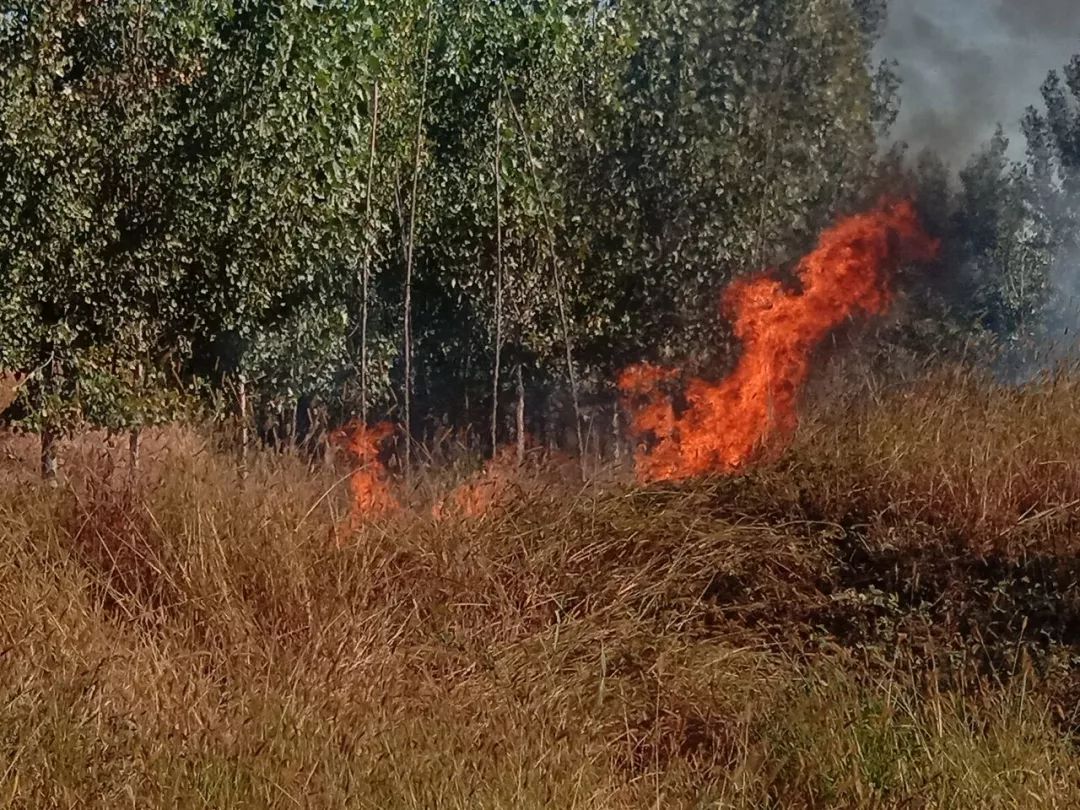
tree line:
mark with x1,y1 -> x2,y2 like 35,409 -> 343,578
0,0 -> 1077,476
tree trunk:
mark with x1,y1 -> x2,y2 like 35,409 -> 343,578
290,398 -> 300,453
464,353 -> 471,421
504,89 -> 584,477
403,1 -> 435,488
39,353 -> 60,485
515,364 -> 526,464
129,428 -> 140,474
491,95 -> 504,458
612,405 -> 621,463
360,80 -> 380,427
238,375 -> 249,480
129,356 -> 143,477
40,426 -> 58,485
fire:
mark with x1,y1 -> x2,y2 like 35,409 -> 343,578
333,421 -> 399,520
619,200 -> 938,483
433,445 -> 520,520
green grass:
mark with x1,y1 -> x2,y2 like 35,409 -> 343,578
2,367 -> 1080,807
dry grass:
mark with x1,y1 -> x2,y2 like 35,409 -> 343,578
1,368 -> 1080,808
788,365 -> 1080,554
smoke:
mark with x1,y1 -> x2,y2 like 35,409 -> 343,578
876,0 -> 1080,165
875,2 -> 1080,377
992,236 -> 1080,386
1039,244 -> 1080,366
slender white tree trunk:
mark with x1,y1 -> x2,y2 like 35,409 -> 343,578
360,81 -> 380,427
40,355 -> 59,485
515,364 -> 526,464
40,426 -> 58,485
403,1 -> 434,487
238,375 -> 249,480
129,429 -> 140,474
504,88 -> 584,476
491,94 -> 504,458
612,405 -> 621,463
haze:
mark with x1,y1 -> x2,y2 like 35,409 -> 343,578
876,0 -> 1080,165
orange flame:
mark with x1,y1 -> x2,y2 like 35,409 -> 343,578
619,200 -> 938,482
333,421 -> 399,520
432,445 -> 520,520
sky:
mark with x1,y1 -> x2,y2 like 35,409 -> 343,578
875,0 -> 1080,166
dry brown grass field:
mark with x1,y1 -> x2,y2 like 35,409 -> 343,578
2,368 -> 1080,808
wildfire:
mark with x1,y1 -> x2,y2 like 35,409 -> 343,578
432,445 -> 520,520
619,200 -> 938,483
333,420 -> 399,520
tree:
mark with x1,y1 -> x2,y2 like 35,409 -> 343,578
1019,53 -> 1080,361
0,0 -> 919,466
155,0 -> 428,442
564,0 -> 889,379
0,0 -> 204,476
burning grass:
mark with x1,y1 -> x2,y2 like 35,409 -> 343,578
2,368 -> 1080,807
619,200 -> 938,482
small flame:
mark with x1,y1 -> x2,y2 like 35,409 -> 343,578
433,445 -> 520,520
333,421 -> 399,520
619,200 -> 938,482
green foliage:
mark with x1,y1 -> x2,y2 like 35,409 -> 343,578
567,0 -> 886,373
0,0 -> 927,444
894,51 -> 1080,359
0,0 -> 206,429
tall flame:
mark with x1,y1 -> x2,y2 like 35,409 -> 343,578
334,421 -> 399,520
619,200 -> 938,483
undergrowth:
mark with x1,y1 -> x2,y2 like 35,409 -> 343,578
1,368 -> 1079,808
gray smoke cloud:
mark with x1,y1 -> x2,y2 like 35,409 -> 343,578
875,0 -> 1080,166
1001,245 -> 1080,384
1040,245 -> 1080,363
